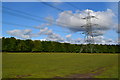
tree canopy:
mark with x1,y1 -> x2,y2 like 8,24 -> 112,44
1,37 -> 119,53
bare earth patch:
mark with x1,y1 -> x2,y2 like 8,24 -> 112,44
66,67 -> 106,78
54,66 -> 110,78
16,74 -> 32,78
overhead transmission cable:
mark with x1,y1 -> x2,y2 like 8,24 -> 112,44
2,21 -> 71,33
66,2 -> 80,10
2,8 -> 73,33
3,10 -> 46,23
2,4 -> 85,35
3,6 -> 74,28
40,1 -> 82,20
3,6 -> 84,34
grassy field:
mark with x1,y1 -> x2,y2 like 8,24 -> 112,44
2,53 -> 118,78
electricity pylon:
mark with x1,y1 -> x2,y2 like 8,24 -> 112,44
80,10 -> 98,53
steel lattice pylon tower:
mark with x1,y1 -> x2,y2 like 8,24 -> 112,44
80,10 -> 98,53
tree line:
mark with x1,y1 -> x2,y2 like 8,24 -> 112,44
1,37 -> 120,53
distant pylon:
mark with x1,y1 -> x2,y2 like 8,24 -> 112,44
80,10 -> 98,53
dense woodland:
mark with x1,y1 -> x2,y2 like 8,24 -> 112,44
1,37 -> 120,53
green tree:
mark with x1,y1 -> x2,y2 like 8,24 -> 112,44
32,40 -> 42,52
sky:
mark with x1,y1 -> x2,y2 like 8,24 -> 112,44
2,2 -> 119,44
2,0 -> 119,2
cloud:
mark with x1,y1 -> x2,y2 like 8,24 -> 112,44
34,16 -> 54,29
65,34 -> 73,43
7,8 -> 117,45
46,33 -> 64,42
38,27 -> 65,42
37,25 -> 117,44
7,29 -> 35,39
35,27 -> 64,42
92,36 -> 116,44
92,30 -> 106,36
45,16 -> 54,25
34,23 -> 51,29
40,39 -> 47,41
7,26 -> 64,42
113,24 -> 120,33
7,28 -> 117,44
71,38 -> 83,44
64,35 -> 117,44
56,9 -> 115,36
7,28 -> 53,39
39,27 -> 53,35
66,34 -> 72,38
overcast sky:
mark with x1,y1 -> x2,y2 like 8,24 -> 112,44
2,2 -> 119,44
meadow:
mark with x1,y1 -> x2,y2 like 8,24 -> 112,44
2,53 -> 118,78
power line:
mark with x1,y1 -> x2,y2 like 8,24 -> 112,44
66,2 -> 80,10
2,6 -> 74,33
3,21 -> 85,35
2,21 -> 71,34
3,6 -> 45,19
41,2 -> 63,12
3,10 -> 47,23
40,2 -> 81,20
2,21 -> 36,28
2,5 -> 85,35
3,6 -> 73,27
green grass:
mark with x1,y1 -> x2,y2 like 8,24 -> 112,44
2,53 -> 118,78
